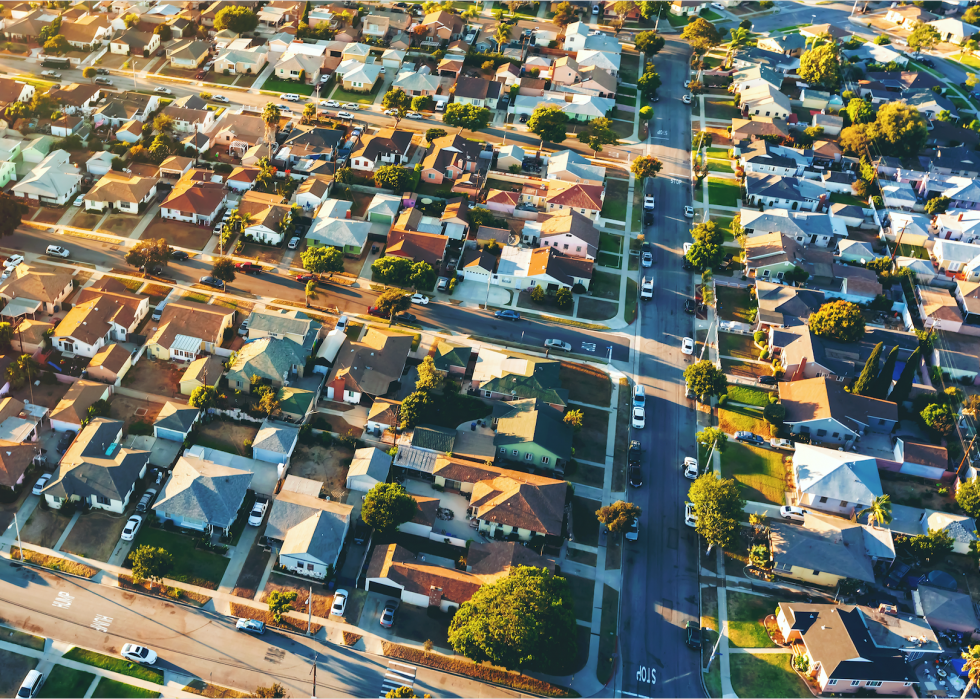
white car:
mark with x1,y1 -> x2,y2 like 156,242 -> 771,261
211,95 -> 230,103
681,94 -> 691,104
45,245 -> 69,258
683,242 -> 693,255
32,473 -> 52,496
247,500 -> 267,526
684,502 -> 698,528
73,195 -> 84,206
684,206 -> 695,218
4,254 -> 24,269
331,589 -> 348,616
407,111 -> 423,119
681,337 -> 695,355
625,518 -> 639,542
410,293 -> 428,305
383,109 -> 398,116
41,70 -> 61,78
779,505 -> 808,522
632,406 -> 645,429
324,99 -> 340,107
154,87 -> 171,94
287,236 -> 301,250
683,457 -> 698,480
770,437 -> 794,449
343,103 -> 359,110
711,1 -> 725,8
641,251 -> 653,267
544,339 -> 571,352
380,67 -> 386,74
238,317 -> 249,337
337,111 -> 354,119
282,93 -> 301,102
120,644 -> 157,665
120,515 -> 142,541
320,74 -> 331,83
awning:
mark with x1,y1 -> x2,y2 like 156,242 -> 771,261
1,297 -> 41,318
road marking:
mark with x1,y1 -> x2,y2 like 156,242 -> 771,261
620,692 -> 651,698
636,666 -> 657,685
91,614 -> 113,633
52,591 -> 74,609
670,178 -> 681,185
582,342 -> 597,352
379,660 -> 416,698
656,129 -> 669,136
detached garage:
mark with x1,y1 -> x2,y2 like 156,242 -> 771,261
345,447 -> 392,492
153,402 -> 200,442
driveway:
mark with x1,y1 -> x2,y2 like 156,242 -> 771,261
451,280 -> 511,306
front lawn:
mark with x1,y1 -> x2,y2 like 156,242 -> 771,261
718,331 -> 758,360
708,159 -> 734,173
329,80 -> 384,105
727,591 -> 778,648
619,52 -> 641,84
722,358 -> 773,380
560,362 -> 612,407
566,574 -> 596,623
829,191 -> 867,207
720,442 -> 788,505
591,270 -> 621,300
91,678 -> 160,698
599,231 -> 624,253
571,496 -> 601,547
726,384 -> 772,407
718,406 -> 770,440
127,527 -> 230,589
729,653 -> 810,698
705,98 -> 741,121
261,77 -> 315,96
601,179 -> 629,221
38,666 -> 95,699
572,406 -> 610,463
716,285 -> 755,324
707,178 -> 740,208
63,648 -> 164,685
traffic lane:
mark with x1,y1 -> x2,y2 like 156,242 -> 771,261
10,227 -> 124,270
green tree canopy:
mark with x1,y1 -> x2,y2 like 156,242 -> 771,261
799,41 -> 842,90
688,473 -> 745,550
124,237 -> 170,275
924,196 -> 951,214
690,221 -> 721,246
631,155 -> 663,180
685,240 -> 724,270
43,34 -> 71,56
908,22 -> 940,53
852,341 -> 883,396
410,261 -> 436,291
267,590 -> 297,624
128,545 -> 173,585
425,128 -> 447,144
372,257 -> 414,286
577,116 -> 619,155
696,426 -> 728,453
214,6 -> 259,33
808,300 -> 866,343
361,482 -> 418,533
683,360 -> 727,399
957,478 -> 980,518
442,103 -> 492,129
527,105 -> 568,144
635,30 -> 666,55
921,402 -> 955,437
301,246 -> 344,275
448,566 -> 576,672
839,124 -> 869,156
899,528 -> 954,566
399,389 -> 433,429
873,345 -> 899,400
210,257 -> 236,283
189,386 -> 218,410
637,68 -> 662,97
888,345 -> 920,405
551,1 -> 578,27
375,288 -> 413,319
846,98 -> 875,125
382,87 -> 411,123
374,164 -> 411,192
0,193 -> 28,237
596,500 -> 642,534
681,17 -> 722,54
415,356 -> 443,392
866,102 -> 928,159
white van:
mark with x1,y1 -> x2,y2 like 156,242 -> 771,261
152,300 -> 168,321
17,671 -> 44,698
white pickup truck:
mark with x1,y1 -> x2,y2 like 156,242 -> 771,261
640,276 -> 654,300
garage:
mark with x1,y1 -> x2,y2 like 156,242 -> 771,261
367,580 -> 403,599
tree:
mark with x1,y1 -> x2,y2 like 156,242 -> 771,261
563,408 -> 584,431
123,13 -> 140,27
852,341 -> 883,396
959,646 -> 980,699
681,17 -> 722,54
128,545 -> 173,586
259,389 -> 280,417
188,386 -> 218,411
261,102 -> 282,159
921,402 -> 955,437
124,238 -> 170,276
596,500 -> 642,534
301,279 -> 318,309
885,343 -> 920,407
685,240 -> 723,270
154,23 -> 173,41
448,566 -> 576,672
373,257 -> 414,285
301,246 -> 344,275
696,426 -> 728,453
908,22 -> 940,53
374,164 -> 411,192
965,5 -> 980,23
211,257 -> 236,284
688,473 -> 744,550
362,482 -> 418,533
300,102 -> 317,125
924,196 -> 951,214
153,114 -> 175,134
43,34 -> 71,56
808,300 -> 865,343
637,68 -> 662,98
726,26 -> 751,64
872,345 -> 899,400
691,221 -> 721,246
901,528 -> 954,566
410,261 -> 436,291
859,494 -> 893,528
425,128 -> 447,144
839,124 -> 869,156
214,6 -> 259,33
577,117 -> 618,156
551,1 -> 578,27
375,288 -> 412,319
494,22 -> 513,47
683,360 -> 727,399
799,42 -> 842,90
0,193 -> 28,237
963,39 -> 980,64
639,105 -> 654,120
0,322 -> 11,350
468,207 -> 502,231
399,389 -> 433,429
382,87 -> 411,126
784,266 -> 809,286
866,102 -> 928,159
441,102 -> 491,129
267,590 -> 297,624
957,478 -> 980,518
635,30 -> 665,56
526,105 -> 568,144
762,402 -> 785,428
253,684 -> 288,698
82,66 -> 97,83
846,98 -> 874,125
631,155 -> 663,181
6,355 -> 40,390
415,356 -> 443,392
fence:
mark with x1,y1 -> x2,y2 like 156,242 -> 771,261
115,385 -> 183,405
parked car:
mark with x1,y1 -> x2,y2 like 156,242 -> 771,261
248,499 -> 268,526
154,87 -> 172,94
199,276 -> 225,289
684,205 -> 694,218
96,68 -> 110,75
770,438 -> 793,449
380,599 -> 399,628
633,384 -> 645,407
120,644 -> 157,665
331,589 -> 348,616
494,310 -> 520,321
72,195 -> 84,206
629,439 -> 641,460
95,77 -> 113,85
643,210 -> 654,226
7,254 -> 28,268
45,245 -> 69,258
884,561 -> 912,590
235,262 -> 263,274
625,518 -> 639,542
406,111 -> 423,119
383,109 -> 398,116
343,103 -> 359,110
681,337 -> 695,355
409,293 -> 429,305
544,339 -> 571,352
282,94 -> 301,102
287,236 -> 301,250
683,457 -> 698,480
734,431 -> 765,445
394,312 -> 417,323
632,406 -> 645,429
136,488 -> 157,514
171,249 -> 188,261
437,276 -> 449,291
641,251 -> 653,267
120,515 -> 142,541
294,274 -> 316,283
629,462 -> 643,488
16,671 -> 44,698
41,70 -> 61,78
57,431 -> 76,454
211,95 -> 230,103
779,505 -> 808,522
684,299 -> 696,314
684,502 -> 697,528
324,100 -> 340,108
352,518 -> 370,545
681,94 -> 691,105
337,111 -> 354,119
236,618 -> 266,635
758,375 -> 776,386
685,621 -> 702,649
32,473 -> 52,496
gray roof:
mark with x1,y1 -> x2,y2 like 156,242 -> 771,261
348,447 -> 392,482
493,398 -> 573,461
247,309 -> 321,351
412,425 -> 456,452
740,208 -> 839,242
154,401 -> 199,435
252,421 -> 299,455
152,455 -> 252,529
226,337 -> 306,386
265,483 -> 353,565
43,418 -> 148,502
793,443 -> 882,504
918,586 -> 979,633
745,173 -> 826,202
770,518 -> 876,583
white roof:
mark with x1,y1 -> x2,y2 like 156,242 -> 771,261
937,210 -> 980,235
497,245 -> 531,278
317,199 -> 352,219
342,43 -> 372,57
837,240 -> 875,257
308,217 -> 371,249
895,256 -> 936,277
793,443 -> 882,504
13,151 -> 80,199
393,71 -> 440,93
366,193 -> 400,218
284,41 -> 326,57
499,144 -> 525,160
935,238 -> 980,264
343,61 -> 381,85
928,17 -> 980,37
575,49 -> 621,72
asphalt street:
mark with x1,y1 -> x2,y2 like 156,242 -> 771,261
617,37 -> 703,699
0,561 -> 516,698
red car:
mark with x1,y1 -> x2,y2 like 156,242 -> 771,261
368,306 -> 385,317
295,274 -> 316,282
236,263 -> 263,274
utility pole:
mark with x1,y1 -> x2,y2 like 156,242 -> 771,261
306,586 -> 312,635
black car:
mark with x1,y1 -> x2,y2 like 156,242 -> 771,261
57,430 -> 77,454
96,68 -> 110,75
643,210 -> 654,226
199,276 -> 225,289
628,439 -> 641,461
352,519 -> 371,545
140,264 -> 163,275
884,561 -> 912,590
394,312 -> 417,323
757,375 -> 777,386
171,250 -> 188,261
685,621 -> 702,649
519,114 -> 529,123
628,462 -> 642,488
921,58 -> 935,67
684,299 -> 696,314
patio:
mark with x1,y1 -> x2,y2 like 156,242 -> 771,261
401,478 -> 480,543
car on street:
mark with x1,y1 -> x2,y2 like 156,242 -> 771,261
770,437 -> 793,449
681,94 -> 691,104
120,515 -> 142,541
32,473 -> 52,496
684,298 -> 697,314
735,431 -> 765,445
72,194 -> 84,206
684,205 -> 694,218
641,251 -> 653,267
96,68 -> 110,75
394,312 -> 417,323
643,209 -> 654,226
287,236 -> 301,250
380,599 -> 399,628
681,337 -> 695,355
171,249 -> 188,261
383,109 -> 398,116
494,310 -> 520,320
407,111 -> 423,119
238,317 -> 249,336
632,406 -> 645,429
57,431 -> 76,454
17,670 -> 44,698
248,499 -> 268,526
41,70 -> 61,78
758,375 -> 776,385
629,462 -> 643,488
779,505 -> 808,522
211,95 -> 230,103
235,262 -> 263,274
683,457 -> 698,480
684,502 -> 697,528
294,274 -> 316,283
633,384 -> 645,407
685,620 -> 702,649
643,193 -> 655,210
331,589 -> 348,616
683,242 -> 693,255
45,245 -> 69,257
324,100 -> 340,107
95,77 -> 113,85
625,518 -> 639,542
236,618 -> 266,635
343,103 -> 359,110
544,339 -> 571,352
199,276 -> 225,289
154,87 -> 171,94
629,439 -> 641,460
136,488 -> 157,514
337,111 -> 354,119
641,276 -> 654,299
409,293 -> 428,305
282,94 -> 301,102
120,644 -> 157,665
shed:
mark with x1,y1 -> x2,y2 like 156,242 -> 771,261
366,193 -> 401,225
917,586 -> 978,633
153,401 -> 200,442
345,446 -> 393,491
252,420 -> 299,464
86,151 -> 115,176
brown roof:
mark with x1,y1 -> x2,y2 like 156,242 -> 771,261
50,379 -> 108,427
0,440 -> 37,488
330,328 -> 413,396
159,155 -> 194,173
213,112 -> 266,146
84,171 -> 155,205
538,210 -> 600,252
162,105 -> 211,125
366,397 -> 399,426
0,78 -> 30,104
442,197 -> 469,225
485,189 -> 520,206
475,226 -> 511,244
778,376 -> 899,426
410,494 -> 439,527
368,543 -> 482,605
149,300 -> 235,350
238,190 -> 290,232
162,173 -> 225,216
48,83 -> 100,107
227,166 -> 260,183
545,181 -> 604,210
902,441 -> 948,470
87,343 -> 131,375
0,264 -> 72,305
469,475 -> 565,536
351,128 -> 413,162
466,541 -> 555,582
527,247 -> 593,285
55,278 -> 145,345
13,319 -> 54,348
731,117 -> 790,139
420,9 -> 463,35
812,140 -> 842,158
385,229 -> 448,267
919,288 -> 963,324
422,134 -> 484,174
61,14 -> 110,43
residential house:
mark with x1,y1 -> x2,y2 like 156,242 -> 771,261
47,84 -> 102,116
158,156 -> 194,179
575,49 -> 620,76
934,239 -> 980,279
179,355 -> 224,397
275,52 -> 321,84
730,117 -> 790,143
0,264 -> 73,315
756,32 -> 807,56
955,280 -> 980,326
160,173 -> 226,225
928,17 -> 980,45
740,208 -> 846,247
168,39 -> 209,69
384,230 -> 448,268
812,113 -> 845,137
225,166 -> 260,194
836,240 -> 878,264
932,333 -> 980,384
214,46 -> 269,74
494,246 -> 594,292
10,319 -> 54,355
265,475 -> 353,579
52,278 -> 148,358
252,421 -> 300,464
0,139 -> 20,188
307,215 -> 371,256
919,288 -> 963,331
739,141 -> 812,177
904,88 -> 957,121
42,418 -> 149,514
237,191 -> 292,246
670,0 -> 708,15
145,300 -> 236,362
744,173 -> 825,211
473,350 -> 568,411
345,447 -> 392,492
296,176 -> 333,211
326,329 -> 413,403
49,380 -> 111,433
153,401 -> 200,443
886,4 -> 938,29
12,151 -> 81,206
779,376 -> 899,447
800,23 -> 851,42
83,172 -> 156,214
0,438 -> 39,492
770,325 -> 918,381
86,343 -> 133,385
523,210 -> 599,261
247,309 -> 321,352
392,71 -> 441,98
497,61 -> 523,86
153,455 -> 251,534
0,77 -> 34,109
452,76 -> 501,108
225,338 -> 307,393
161,104 -> 215,134
740,83 -> 792,120
212,111 -> 268,156
434,342 -> 472,376
788,444 -> 884,518
731,64 -> 784,93
521,180 -> 605,220
366,194 -> 401,225
418,10 -> 463,46
349,129 -> 413,174
110,29 -> 160,56
496,145 -> 524,172
547,150 -> 605,186
743,232 -> 808,281
492,398 -> 573,473
420,133 -> 487,185
365,397 -> 400,436
936,210 -> 980,244
340,61 -> 381,93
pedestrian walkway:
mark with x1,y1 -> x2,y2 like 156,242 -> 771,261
378,661 -> 416,698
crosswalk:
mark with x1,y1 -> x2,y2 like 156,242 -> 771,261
379,660 -> 417,698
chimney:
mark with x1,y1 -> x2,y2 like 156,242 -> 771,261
959,212 -> 964,221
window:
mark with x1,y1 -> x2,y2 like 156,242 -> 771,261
307,563 -> 314,570
485,390 -> 492,398
818,496 -> 828,503
563,244 -> 569,250
816,429 -> 827,437
428,173 -> 435,179
512,449 -> 519,457
840,501 -> 848,507
524,453 -> 533,461
850,681 -> 860,687
576,246 -> 582,252
96,495 -> 110,505
867,682 -> 882,688
541,456 -> 550,465
813,570 -> 821,575
878,419 -> 886,425
832,432 -> 839,439
827,680 -> 837,687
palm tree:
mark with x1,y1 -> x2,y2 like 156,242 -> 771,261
958,38 -> 979,64
261,102 -> 281,160
858,494 -> 892,528
726,27 -> 750,67
961,646 -> 980,699
305,279 -> 317,308
494,22 -> 512,48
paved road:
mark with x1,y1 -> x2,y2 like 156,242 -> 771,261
0,561 -> 518,698
618,37 -> 704,699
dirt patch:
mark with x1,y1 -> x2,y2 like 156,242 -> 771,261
232,544 -> 272,599
109,394 -> 165,433
260,573 -> 335,617
118,574 -> 212,607
34,206 -> 67,224
19,506 -> 72,549
572,406 -> 610,463
141,217 -> 212,250
229,602 -> 322,635
7,379 -> 70,411
290,443 -> 354,500
195,419 -> 259,457
880,473 -> 953,511
120,358 -> 185,398
59,509 -> 131,562
70,209 -> 104,230
0,647 -> 39,699
11,546 -> 98,577
239,243 -> 285,265
101,214 -> 141,237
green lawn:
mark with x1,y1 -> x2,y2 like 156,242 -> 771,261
726,384 -> 772,407
414,181 -> 457,198
620,52 -> 641,84
601,179 -> 629,221
897,243 -> 929,260
596,251 -> 622,268
63,648 -> 164,685
707,178 -> 740,208
717,406 -> 770,440
615,93 -> 637,107
91,678 -> 160,698
829,191 -> 867,207
39,666 -> 95,699
726,592 -> 778,648
950,95 -> 972,111
599,231 -> 624,253
707,146 -> 730,158
665,12 -> 691,27
617,85 -> 637,97
610,119 -> 635,139
705,98 -> 741,121
625,278 -> 637,324
260,76 -> 316,96
711,215 -> 737,244
0,624 -> 46,651
591,270 -> 621,300
729,653 -> 810,698
716,285 -> 754,323
708,159 -> 734,173
329,80 -> 384,105
720,442 -> 788,505
701,8 -> 724,20
128,527 -> 230,589
718,331 -> 758,360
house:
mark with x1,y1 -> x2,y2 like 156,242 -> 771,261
340,61 -> 381,93
326,329 -> 413,403
492,398 -> 573,473
932,333 -> 980,384
85,151 -> 115,177
495,246 -> 594,292
928,17 -> 980,45
345,447 -> 392,492
366,194 -> 401,225
93,92 -> 161,130
47,84 -> 102,116
756,32 -> 807,56
573,49 -> 621,76
496,145 -> 524,172
790,443 -> 883,517
236,191 -> 292,246
739,83 -> 792,120
885,4 -> 938,29
252,421 -> 299,465
349,129 -> 413,173
919,288 -> 963,331
670,0 -> 708,15
955,280 -> 980,325
52,278 -> 149,358
740,208 -> 846,247
800,23 -> 851,42
307,216 -> 371,256
936,210 -> 980,243
214,46 -> 269,74
160,174 -> 226,225
83,172 -> 156,214
365,398 -> 399,436
179,355 -> 224,396
153,455 -> 251,534
934,239 -> 980,279
12,151 -> 81,206
731,117 -> 790,142
547,150 -> 605,186
420,133 -> 487,185
86,343 -> 133,385
779,377 -> 899,446
384,230 -> 448,268
418,9 -> 463,45
212,111 -> 268,156
904,88 -> 957,121
521,180 -> 605,220
275,52 -> 321,84
49,380 -> 111,433
145,300 -> 235,362
161,104 -> 215,134
224,166 -> 260,194
776,602 -> 927,693
0,438 -> 39,491
918,586 -> 978,634
438,56 -> 464,79
470,470 -> 566,540
247,309 -> 321,352
168,39 -> 209,69
159,156 -> 194,179
744,173 -> 825,211
294,176 -> 332,212
474,350 -> 568,410
731,64 -> 784,94
836,240 -> 877,264
110,29 -> 160,56
743,232 -> 807,281
152,401 -> 200,443
225,338 -> 307,393
10,319 -> 54,355
42,418 -> 149,514
523,211 -> 599,261
0,264 -> 73,315
453,77 -> 501,109
739,141 -> 812,178
0,77 -> 34,108
812,113 -> 845,137
265,475 -> 353,579
0,139 -> 20,188
497,61 -> 523,86
392,71 -> 441,98
434,342 -> 472,376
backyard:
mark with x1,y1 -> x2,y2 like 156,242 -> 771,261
126,527 -> 231,589
572,406 -> 610,463
720,442 -> 789,505
600,179 -> 629,221
194,419 -> 260,457
120,358 -> 184,398
718,331 -> 759,360
716,285 -> 755,324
